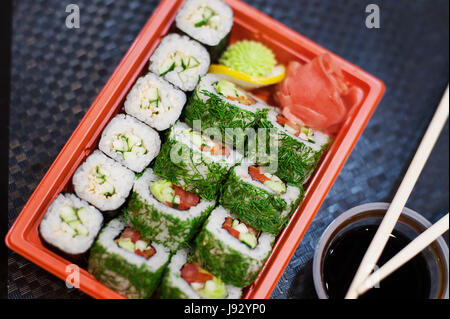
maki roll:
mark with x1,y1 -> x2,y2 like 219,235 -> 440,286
257,110 -> 330,185
184,74 -> 270,150
88,217 -> 170,299
219,162 -> 303,235
158,249 -> 242,299
194,206 -> 275,287
153,122 -> 242,201
39,193 -> 103,256
149,34 -> 210,91
124,73 -> 186,131
126,169 -> 215,251
73,150 -> 135,212
98,114 -> 161,173
175,0 -> 233,61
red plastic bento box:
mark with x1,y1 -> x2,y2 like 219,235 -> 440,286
6,0 -> 385,299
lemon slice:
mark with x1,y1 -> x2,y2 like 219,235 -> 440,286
208,64 -> 286,89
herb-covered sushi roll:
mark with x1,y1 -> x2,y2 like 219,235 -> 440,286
219,162 -> 303,235
149,34 -> 210,91
184,74 -> 269,150
98,114 -> 161,173
175,0 -> 233,61
124,73 -> 186,131
39,193 -> 103,256
194,206 -> 275,287
73,150 -> 135,212
158,249 -> 242,299
126,169 -> 215,251
153,122 -> 242,201
257,110 -> 330,185
88,217 -> 170,299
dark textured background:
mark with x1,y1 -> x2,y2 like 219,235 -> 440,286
8,0 -> 449,299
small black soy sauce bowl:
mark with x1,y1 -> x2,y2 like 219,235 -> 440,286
313,202 -> 449,299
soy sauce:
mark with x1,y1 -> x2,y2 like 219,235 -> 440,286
323,225 -> 431,299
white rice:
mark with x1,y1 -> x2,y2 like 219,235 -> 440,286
165,249 -> 242,299
96,217 -> 170,271
98,114 -> 161,173
39,193 -> 103,255
73,150 -> 135,211
149,34 -> 210,91
205,206 -> 275,273
124,72 -> 186,131
176,0 -> 233,47
196,73 -> 273,113
233,161 -> 301,218
133,169 -> 215,222
267,109 -> 330,152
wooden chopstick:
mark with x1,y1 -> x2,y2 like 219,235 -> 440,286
356,213 -> 449,296
345,85 -> 449,299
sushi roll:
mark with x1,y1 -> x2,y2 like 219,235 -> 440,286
124,73 -> 186,131
175,0 -> 233,61
193,206 -> 275,287
39,193 -> 103,256
184,74 -> 270,150
256,110 -> 330,185
73,150 -> 135,212
149,34 -> 210,91
126,169 -> 215,251
158,249 -> 242,299
153,122 -> 242,201
219,162 -> 304,235
98,114 -> 161,173
88,217 -> 170,299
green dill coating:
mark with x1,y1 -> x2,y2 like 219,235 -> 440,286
193,207 -> 275,287
254,115 -> 330,185
126,191 -> 215,252
184,90 -> 268,150
152,122 -> 241,201
219,167 -> 304,235
88,218 -> 170,299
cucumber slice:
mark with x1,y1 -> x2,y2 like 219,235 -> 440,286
60,206 -> 78,223
127,135 -> 142,149
117,238 -> 135,252
61,222 -> 76,236
67,220 -> 89,236
101,181 -> 116,197
231,219 -> 240,228
76,207 -> 89,224
131,146 -> 147,156
239,232 -> 258,249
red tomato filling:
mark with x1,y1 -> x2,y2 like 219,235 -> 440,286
201,142 -> 230,157
119,227 -> 156,259
248,166 -> 270,184
165,185 -> 200,211
276,114 -> 303,136
181,263 -> 214,284
221,216 -> 260,239
227,94 -> 257,106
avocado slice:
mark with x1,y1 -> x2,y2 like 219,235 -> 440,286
150,179 -> 175,204
117,237 -> 135,252
197,278 -> 227,299
264,179 -> 286,194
